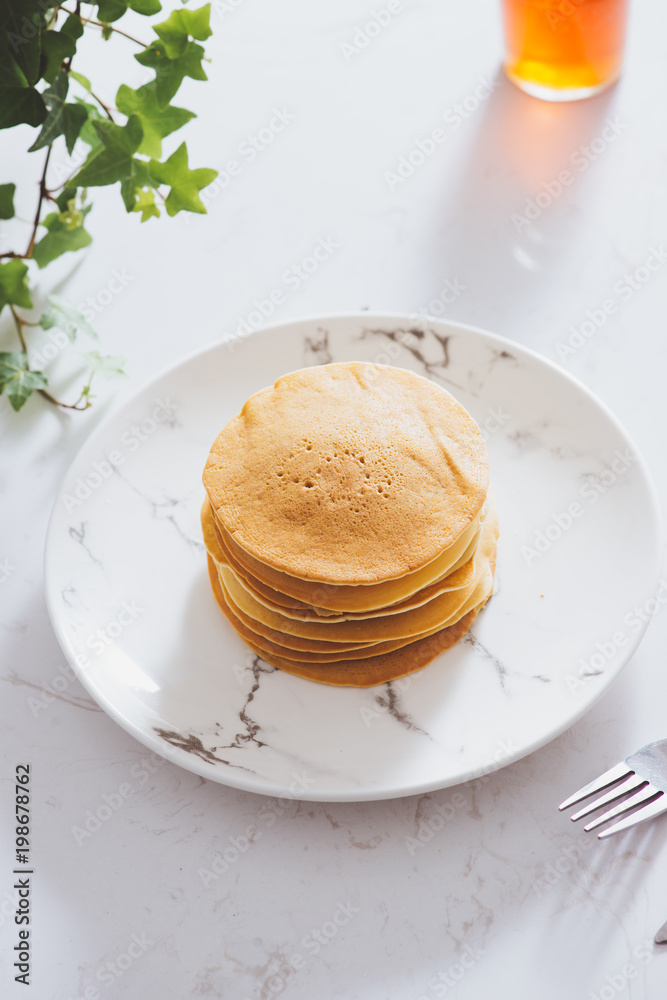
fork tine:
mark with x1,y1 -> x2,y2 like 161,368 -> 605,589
558,761 -> 631,811
569,774 -> 647,821
598,793 -> 667,839
583,785 -> 660,832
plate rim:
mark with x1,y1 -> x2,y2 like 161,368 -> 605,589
43,312 -> 664,801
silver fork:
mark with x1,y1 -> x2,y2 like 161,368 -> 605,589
559,738 -> 667,839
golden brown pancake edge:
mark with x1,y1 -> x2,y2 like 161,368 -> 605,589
206,554 -> 489,687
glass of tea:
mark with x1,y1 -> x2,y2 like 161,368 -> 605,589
501,0 -> 630,101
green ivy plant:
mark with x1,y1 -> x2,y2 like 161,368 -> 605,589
0,0 -> 217,412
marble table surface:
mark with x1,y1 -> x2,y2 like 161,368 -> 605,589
2,1 -> 667,997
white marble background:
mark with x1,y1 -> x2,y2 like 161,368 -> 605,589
2,1 -> 667,997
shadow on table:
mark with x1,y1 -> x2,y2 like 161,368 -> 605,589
429,65 -> 623,336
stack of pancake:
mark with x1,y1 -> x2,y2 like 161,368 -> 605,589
202,362 -> 498,687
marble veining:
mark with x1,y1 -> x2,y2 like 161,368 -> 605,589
69,521 -> 104,568
223,656 -> 277,751
374,682 -> 431,738
1,670 -> 102,712
464,633 -> 509,692
304,327 -> 333,366
111,463 -> 204,554
359,325 -> 470,394
153,728 -> 258,774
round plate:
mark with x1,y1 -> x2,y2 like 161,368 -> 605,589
44,315 -> 662,801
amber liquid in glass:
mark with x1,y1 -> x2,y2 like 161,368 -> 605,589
501,0 -> 629,100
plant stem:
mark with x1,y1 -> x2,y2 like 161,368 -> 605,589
0,146 -> 53,261
26,145 -> 52,259
10,305 -> 93,410
10,306 -> 29,354
57,5 -> 147,46
65,58 -> 115,121
88,88 -> 115,121
39,385 -> 93,410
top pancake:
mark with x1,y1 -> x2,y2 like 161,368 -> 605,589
203,363 -> 489,585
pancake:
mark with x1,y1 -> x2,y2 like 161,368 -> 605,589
207,555 -> 489,686
208,555 -> 483,661
201,362 -> 498,686
201,499 -> 484,620
213,505 -> 483,613
244,611 -> 483,686
203,363 -> 489,585
206,557 -> 379,652
210,506 -> 480,614
216,556 -> 494,661
216,508 -> 498,644
218,539 -> 480,624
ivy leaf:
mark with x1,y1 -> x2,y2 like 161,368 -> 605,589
55,186 -> 77,212
57,196 -> 88,231
62,103 -> 88,154
40,294 -> 98,341
0,0 -> 46,86
95,0 -> 127,23
154,4 -> 211,58
70,83 -> 104,149
0,260 -> 33,313
129,0 -> 162,14
32,210 -> 92,269
74,98 -> 105,150
40,29 -> 76,84
131,186 -> 160,222
116,81 -> 195,158
70,69 -> 91,92
0,60 -> 25,88
130,158 -> 152,187
28,72 -> 87,154
118,157 -> 156,214
61,13 -> 84,40
0,352 -> 48,411
28,71 -> 66,149
94,1 -> 161,24
119,157 -> 149,211
0,32 -> 28,88
0,86 -> 46,129
78,349 -> 127,378
0,182 -> 15,219
149,142 -> 217,216
73,115 -> 143,187
135,40 -> 206,109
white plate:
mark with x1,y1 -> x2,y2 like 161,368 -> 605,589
44,315 -> 662,801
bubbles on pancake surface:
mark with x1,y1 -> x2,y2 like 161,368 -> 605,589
203,362 -> 489,583
269,435 -> 404,509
